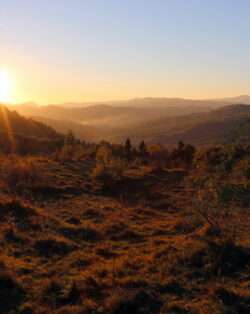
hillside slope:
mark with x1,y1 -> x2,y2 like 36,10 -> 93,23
31,116 -> 122,143
0,105 -> 63,153
111,104 -> 250,145
11,103 -> 250,146
12,102 -> 212,127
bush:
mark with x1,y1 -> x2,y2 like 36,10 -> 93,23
112,290 -> 162,314
193,176 -> 237,238
236,157 -> 250,179
92,157 -> 126,183
34,237 -> 76,257
91,163 -> 110,182
57,144 -> 86,161
0,156 -> 44,193
219,183 -> 250,206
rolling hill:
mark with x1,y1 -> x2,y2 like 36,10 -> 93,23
31,116 -> 116,143
11,98 -> 216,127
0,105 -> 63,153
10,101 -> 250,146
109,104 -> 250,145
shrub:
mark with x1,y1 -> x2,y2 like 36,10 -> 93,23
34,237 -> 76,257
91,163 -> 110,182
57,143 -> 86,161
236,157 -> 250,179
91,157 -> 126,184
193,176 -> 236,238
0,156 -> 44,193
111,290 -> 162,314
219,183 -> 250,206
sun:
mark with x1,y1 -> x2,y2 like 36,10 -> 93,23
0,69 -> 12,103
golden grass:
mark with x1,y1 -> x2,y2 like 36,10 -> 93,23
0,153 -> 249,313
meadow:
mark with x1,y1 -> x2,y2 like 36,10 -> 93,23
0,139 -> 249,313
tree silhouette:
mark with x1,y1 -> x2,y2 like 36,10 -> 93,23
139,140 -> 147,157
124,138 -> 132,160
65,130 -> 76,145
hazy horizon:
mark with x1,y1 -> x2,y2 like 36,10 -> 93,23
2,94 -> 248,108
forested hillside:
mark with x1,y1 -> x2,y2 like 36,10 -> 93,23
0,105 -> 63,154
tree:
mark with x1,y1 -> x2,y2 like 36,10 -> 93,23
65,130 -> 76,146
124,138 -> 132,160
171,141 -> 196,167
139,140 -> 147,157
148,144 -> 168,169
96,144 -> 113,165
178,141 -> 185,151
183,144 -> 196,165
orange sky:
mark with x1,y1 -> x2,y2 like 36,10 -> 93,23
1,1 -> 250,105
2,63 -> 249,105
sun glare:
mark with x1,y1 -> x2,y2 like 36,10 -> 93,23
0,69 -> 12,103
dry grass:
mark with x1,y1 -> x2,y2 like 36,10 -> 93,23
0,152 -> 249,313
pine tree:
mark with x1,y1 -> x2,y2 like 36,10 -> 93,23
139,140 -> 147,156
178,140 -> 185,151
125,138 -> 132,160
65,130 -> 75,145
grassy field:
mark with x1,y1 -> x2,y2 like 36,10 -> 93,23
0,150 -> 249,314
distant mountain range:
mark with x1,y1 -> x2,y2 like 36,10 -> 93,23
7,96 -> 250,146
11,102 -> 212,128
18,95 -> 250,108
112,104 -> 250,145
212,95 -> 250,104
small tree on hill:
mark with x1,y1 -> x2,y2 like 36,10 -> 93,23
65,130 -> 76,146
124,138 -> 132,161
148,144 -> 168,169
96,144 -> 113,165
178,140 -> 185,151
139,140 -> 147,157
183,144 -> 196,166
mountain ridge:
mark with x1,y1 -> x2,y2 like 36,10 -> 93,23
12,94 -> 250,108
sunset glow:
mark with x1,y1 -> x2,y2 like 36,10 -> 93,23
1,1 -> 250,104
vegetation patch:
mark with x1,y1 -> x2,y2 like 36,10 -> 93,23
34,237 -> 76,257
0,272 -> 25,314
112,290 -> 163,314
60,225 -> 101,242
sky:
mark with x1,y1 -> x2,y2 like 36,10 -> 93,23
1,0 -> 250,104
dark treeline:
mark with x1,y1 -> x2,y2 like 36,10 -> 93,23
55,131 -> 196,169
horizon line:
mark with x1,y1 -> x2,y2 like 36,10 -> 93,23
6,94 -> 250,107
